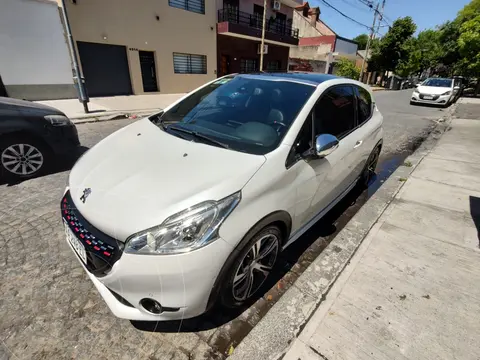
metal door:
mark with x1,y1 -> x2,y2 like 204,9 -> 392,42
139,51 -> 158,92
77,41 -> 132,97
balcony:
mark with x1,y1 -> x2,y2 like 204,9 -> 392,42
217,9 -> 299,46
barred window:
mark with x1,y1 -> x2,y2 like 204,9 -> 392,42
168,0 -> 205,14
266,61 -> 281,72
173,53 -> 207,74
240,59 -> 258,73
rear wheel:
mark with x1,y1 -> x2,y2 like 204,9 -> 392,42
0,135 -> 51,180
220,225 -> 281,308
360,146 -> 380,187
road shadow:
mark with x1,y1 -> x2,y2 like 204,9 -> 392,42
131,183 -> 366,333
0,146 -> 89,186
469,196 -> 480,248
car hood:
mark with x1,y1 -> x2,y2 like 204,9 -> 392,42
416,86 -> 451,95
68,118 -> 266,241
0,96 -> 64,116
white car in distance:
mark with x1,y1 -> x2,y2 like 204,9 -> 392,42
61,73 -> 384,321
410,78 -> 460,106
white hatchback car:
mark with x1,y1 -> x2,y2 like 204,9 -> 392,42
410,78 -> 460,106
62,73 -> 383,321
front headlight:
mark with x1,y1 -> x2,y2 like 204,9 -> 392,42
413,89 -> 419,94
45,115 -> 73,126
441,91 -> 451,96
125,191 -> 241,255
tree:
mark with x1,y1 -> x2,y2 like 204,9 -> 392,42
368,17 -> 417,72
458,15 -> 480,75
353,34 -> 369,50
335,58 -> 361,79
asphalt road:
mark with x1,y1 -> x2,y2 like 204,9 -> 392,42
0,91 -> 448,360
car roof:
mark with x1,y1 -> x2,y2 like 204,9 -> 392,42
238,72 -> 339,86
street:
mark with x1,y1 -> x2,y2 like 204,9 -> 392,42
0,90 -> 450,360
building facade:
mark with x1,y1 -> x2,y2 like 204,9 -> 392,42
58,0 -> 217,97
289,2 -> 358,73
215,0 -> 301,76
0,0 -> 75,100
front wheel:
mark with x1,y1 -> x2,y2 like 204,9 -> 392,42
359,146 -> 380,188
220,225 -> 281,308
0,136 -> 51,180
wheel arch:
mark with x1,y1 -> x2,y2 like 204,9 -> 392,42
206,210 -> 292,311
0,129 -> 54,153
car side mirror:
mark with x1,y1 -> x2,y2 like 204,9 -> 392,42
316,134 -> 339,157
415,84 -> 419,88
454,86 -> 460,90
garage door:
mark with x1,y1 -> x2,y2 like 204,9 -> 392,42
77,41 -> 132,97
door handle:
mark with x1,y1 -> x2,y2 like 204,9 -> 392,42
354,140 -> 363,148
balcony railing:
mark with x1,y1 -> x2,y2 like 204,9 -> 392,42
218,8 -> 299,39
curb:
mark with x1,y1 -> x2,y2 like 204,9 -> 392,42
229,106 -> 456,360
71,109 -> 160,124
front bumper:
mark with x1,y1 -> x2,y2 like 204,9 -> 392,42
61,190 -> 234,321
411,92 -> 451,105
46,124 -> 80,155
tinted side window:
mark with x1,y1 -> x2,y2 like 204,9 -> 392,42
314,86 -> 355,139
356,86 -> 372,124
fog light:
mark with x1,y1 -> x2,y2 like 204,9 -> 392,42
140,298 -> 163,314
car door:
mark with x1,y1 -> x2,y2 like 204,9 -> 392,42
308,85 -> 360,216
351,85 -> 376,177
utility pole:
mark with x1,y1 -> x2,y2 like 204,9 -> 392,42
359,1 -> 379,82
259,0 -> 268,71
60,0 -> 89,113
374,0 -> 386,38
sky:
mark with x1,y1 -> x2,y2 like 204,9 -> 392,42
312,0 -> 472,39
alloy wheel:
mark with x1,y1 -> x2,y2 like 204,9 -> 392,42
232,233 -> 279,302
1,143 -> 44,176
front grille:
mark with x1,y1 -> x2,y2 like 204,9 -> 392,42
61,191 -> 123,276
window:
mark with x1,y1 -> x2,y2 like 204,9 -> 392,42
158,76 -> 315,155
314,86 -> 355,139
169,0 -> 205,14
287,114 -> 312,166
240,59 -> 258,73
356,86 -> 372,125
266,61 -> 281,72
173,53 -> 207,74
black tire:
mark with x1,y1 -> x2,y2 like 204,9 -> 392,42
359,146 -> 381,188
219,225 -> 282,308
0,135 -> 52,180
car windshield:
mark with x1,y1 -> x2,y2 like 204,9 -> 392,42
423,78 -> 452,88
156,75 -> 315,155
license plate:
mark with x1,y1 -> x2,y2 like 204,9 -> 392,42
64,220 -> 87,264
423,95 -> 433,100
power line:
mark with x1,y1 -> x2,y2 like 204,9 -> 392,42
357,0 -> 374,8
337,0 -> 373,14
319,0 -> 372,30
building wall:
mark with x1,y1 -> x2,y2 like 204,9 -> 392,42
217,35 -> 289,74
316,20 -> 335,36
0,0 -> 75,100
289,44 -> 332,61
61,0 -> 217,95
288,58 -> 326,73
293,9 -> 322,37
216,0 -> 293,20
335,38 -> 357,55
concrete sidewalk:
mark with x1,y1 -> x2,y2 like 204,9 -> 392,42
36,93 -> 185,121
283,106 -> 480,359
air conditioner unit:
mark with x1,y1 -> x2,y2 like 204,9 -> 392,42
272,0 -> 281,11
257,44 -> 269,54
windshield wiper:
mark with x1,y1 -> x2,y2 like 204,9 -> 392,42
168,126 -> 229,149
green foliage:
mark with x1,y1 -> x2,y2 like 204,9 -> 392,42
353,34 -> 369,50
458,15 -> 480,74
368,17 -> 417,72
335,58 -> 361,79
